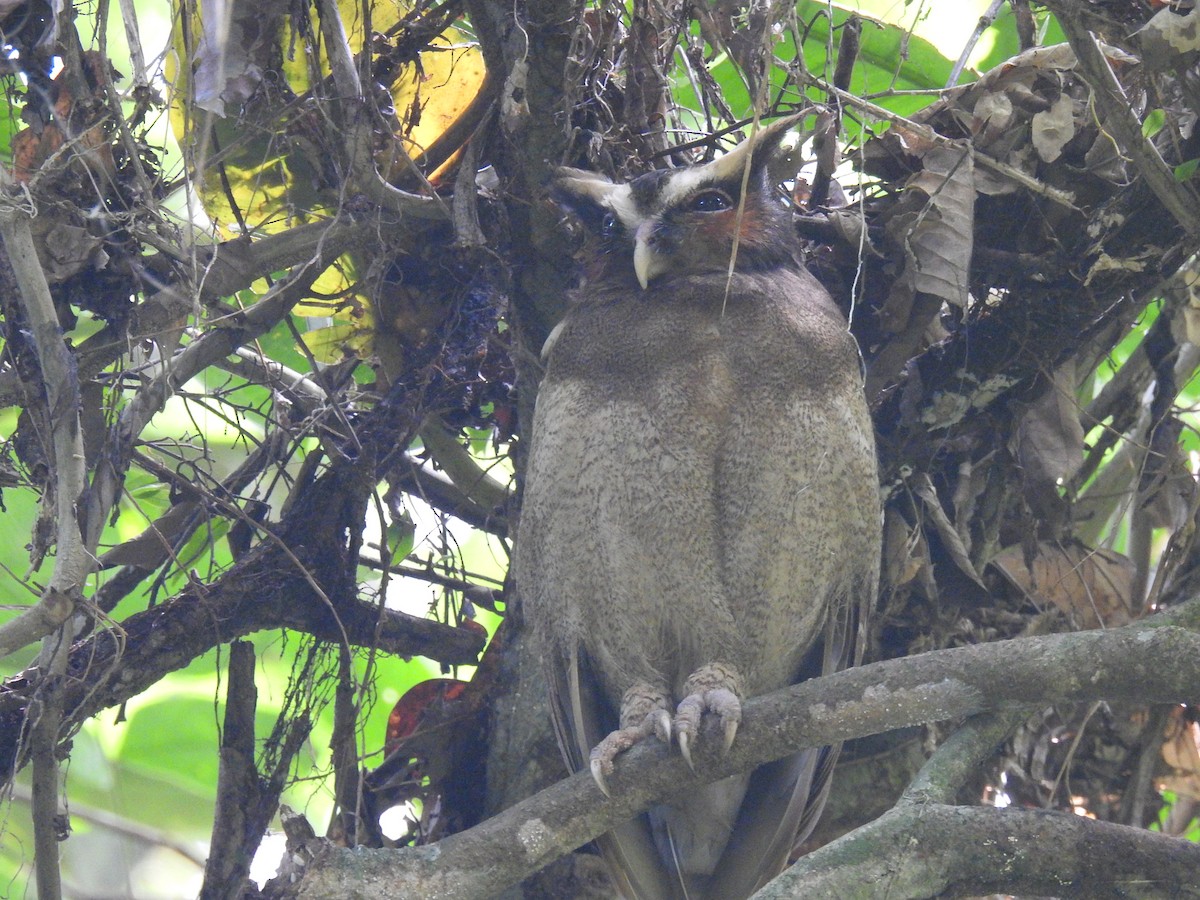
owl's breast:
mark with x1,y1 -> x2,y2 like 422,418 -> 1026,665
521,267 -> 877,697
548,268 -> 855,397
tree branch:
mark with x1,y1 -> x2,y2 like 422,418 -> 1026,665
292,608 -> 1200,898
417,417 -> 512,516
762,803 -> 1200,899
0,218 -> 380,411
0,185 -> 91,657
900,711 -> 1025,805
202,640 -> 262,897
0,170 -> 97,899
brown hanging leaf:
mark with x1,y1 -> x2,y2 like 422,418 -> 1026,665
990,542 -> 1136,630
883,506 -> 928,591
1031,93 -> 1076,164
913,473 -> 985,587
1015,361 -> 1085,490
1160,710 -> 1200,802
875,138 -> 975,333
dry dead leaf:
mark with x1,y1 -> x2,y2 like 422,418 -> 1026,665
1139,415 -> 1198,532
1016,361 -> 1085,489
1031,93 -> 1077,164
1160,710 -> 1200,802
875,139 -> 975,332
971,91 -> 1014,145
189,0 -> 290,116
913,473 -> 985,587
990,542 -> 1136,629
1180,266 -> 1200,344
902,146 -> 975,309
883,506 -> 928,591
1140,5 -> 1200,68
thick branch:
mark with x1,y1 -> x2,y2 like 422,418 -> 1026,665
417,418 -> 512,515
762,804 -> 1200,899
392,452 -> 510,535
900,711 -> 1026,806
763,708 -> 1196,897
0,539 -> 483,780
293,610 -> 1200,898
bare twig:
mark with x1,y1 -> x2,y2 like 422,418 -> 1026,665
0,185 -> 91,657
8,782 -> 207,867
946,0 -> 1006,88
799,73 -> 1079,210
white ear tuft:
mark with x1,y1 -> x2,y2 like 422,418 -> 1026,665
705,112 -> 807,185
554,167 -> 618,204
553,167 -> 640,230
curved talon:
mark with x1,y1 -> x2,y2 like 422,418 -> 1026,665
587,695 -> 671,795
722,717 -> 738,753
678,729 -> 695,771
708,686 -> 741,752
653,709 -> 672,744
674,694 -> 703,755
672,673 -> 743,767
590,757 -> 611,797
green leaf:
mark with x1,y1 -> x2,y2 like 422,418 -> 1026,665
1143,108 -> 1167,138
1175,158 -> 1200,182
386,512 -> 417,561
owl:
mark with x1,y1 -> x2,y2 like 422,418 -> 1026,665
515,114 -> 880,899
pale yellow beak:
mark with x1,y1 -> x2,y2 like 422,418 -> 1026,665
633,221 -> 668,290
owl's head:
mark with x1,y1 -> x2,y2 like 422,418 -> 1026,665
554,114 -> 803,290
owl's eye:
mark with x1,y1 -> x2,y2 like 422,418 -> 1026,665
600,212 -> 621,238
690,189 -> 733,212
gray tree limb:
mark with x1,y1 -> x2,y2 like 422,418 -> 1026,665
292,606 -> 1200,899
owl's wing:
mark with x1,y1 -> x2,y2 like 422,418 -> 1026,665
547,643 -> 681,900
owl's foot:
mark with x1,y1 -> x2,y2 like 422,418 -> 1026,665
674,662 -> 743,771
589,682 -> 672,796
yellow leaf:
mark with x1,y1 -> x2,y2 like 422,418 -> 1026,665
299,321 -> 374,364
167,0 -> 485,236
385,33 -> 487,181
290,257 -> 366,317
